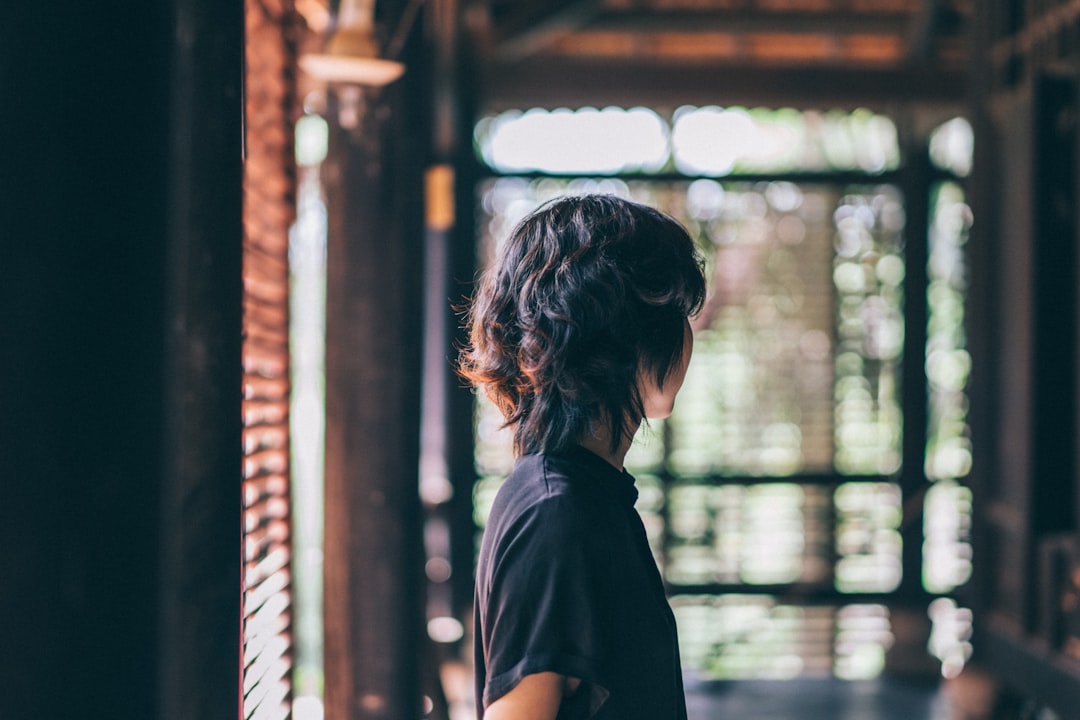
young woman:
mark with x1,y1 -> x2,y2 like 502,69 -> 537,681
459,194 -> 707,719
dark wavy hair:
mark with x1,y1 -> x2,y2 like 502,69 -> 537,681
459,194 -> 707,456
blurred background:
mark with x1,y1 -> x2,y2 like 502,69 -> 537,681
3,1 -> 1078,718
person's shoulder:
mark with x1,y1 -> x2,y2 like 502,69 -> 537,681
486,453 -> 588,529
502,451 -> 581,499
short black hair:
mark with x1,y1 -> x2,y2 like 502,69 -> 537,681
459,194 -> 707,456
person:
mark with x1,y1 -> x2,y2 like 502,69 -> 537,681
458,194 -> 707,719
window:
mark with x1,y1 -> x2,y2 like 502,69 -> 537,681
471,106 -> 974,681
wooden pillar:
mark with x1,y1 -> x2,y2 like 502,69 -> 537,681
158,1 -> 246,716
1030,75 -> 1077,539
427,0 -> 480,648
447,0 -> 484,641
964,0 -> 1002,619
321,3 -> 427,715
0,0 -> 244,718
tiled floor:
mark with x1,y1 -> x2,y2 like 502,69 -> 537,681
684,674 -> 999,720
441,663 -> 1002,720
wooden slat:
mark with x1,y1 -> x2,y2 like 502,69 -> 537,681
244,496 -> 290,529
244,424 -> 289,452
242,398 -> 289,426
243,474 -> 290,502
241,2 -> 297,720
244,375 -> 290,400
244,520 -> 290,561
243,321 -> 290,349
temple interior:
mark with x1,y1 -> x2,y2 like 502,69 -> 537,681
5,1 -> 1080,718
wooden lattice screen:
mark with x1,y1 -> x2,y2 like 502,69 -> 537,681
242,1 -> 299,718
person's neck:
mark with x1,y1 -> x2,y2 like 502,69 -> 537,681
578,421 -> 636,471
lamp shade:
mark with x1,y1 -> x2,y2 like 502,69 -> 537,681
299,0 -> 405,86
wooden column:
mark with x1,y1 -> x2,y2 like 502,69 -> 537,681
321,4 -> 428,714
1030,75 -> 1077,540
0,0 -> 244,718
428,0 -> 480,647
158,1 -> 246,718
964,0 -> 1002,619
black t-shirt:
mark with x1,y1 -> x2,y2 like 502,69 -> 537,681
473,445 -> 686,719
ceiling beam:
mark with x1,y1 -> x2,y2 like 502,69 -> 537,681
586,8 -> 915,36
478,57 -> 967,112
488,0 -> 605,60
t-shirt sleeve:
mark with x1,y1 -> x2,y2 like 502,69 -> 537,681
479,494 -> 610,714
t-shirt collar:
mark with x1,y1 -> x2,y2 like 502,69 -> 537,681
561,444 -> 639,507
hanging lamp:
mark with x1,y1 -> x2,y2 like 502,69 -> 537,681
299,0 -> 405,86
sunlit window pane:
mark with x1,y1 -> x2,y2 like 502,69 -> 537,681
923,480 -> 973,593
927,597 -> 974,678
669,182 -> 837,475
672,596 -> 893,680
671,106 -> 899,175
476,107 -> 669,174
666,481 -> 831,586
834,604 -> 894,680
739,484 -> 808,584
832,188 -> 905,475
923,175 -> 973,597
925,181 -> 973,482
475,394 -> 515,478
928,118 -> 974,177
835,482 -> 903,593
476,106 -> 900,176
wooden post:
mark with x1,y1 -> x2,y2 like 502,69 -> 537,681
0,0 -> 244,718
158,0 -> 245,718
428,0 -> 481,649
321,12 -> 428,715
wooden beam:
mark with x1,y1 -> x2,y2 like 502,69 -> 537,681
489,0 -> 604,60
587,8 -> 916,36
478,57 -> 968,111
